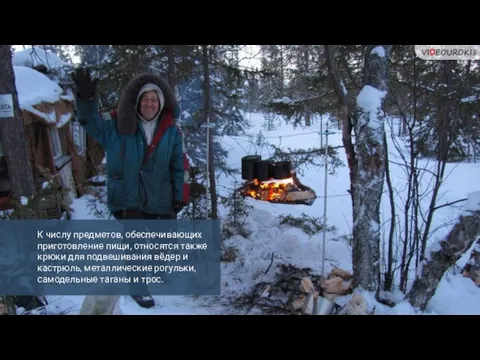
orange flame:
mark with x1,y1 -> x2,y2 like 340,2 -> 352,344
245,177 -> 296,201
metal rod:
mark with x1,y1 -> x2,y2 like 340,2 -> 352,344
321,124 -> 329,281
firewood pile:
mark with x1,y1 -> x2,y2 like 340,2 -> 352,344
231,263 -> 355,315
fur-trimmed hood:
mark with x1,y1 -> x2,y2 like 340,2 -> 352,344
117,73 -> 177,134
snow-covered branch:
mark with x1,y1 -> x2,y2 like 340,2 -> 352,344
406,191 -> 480,310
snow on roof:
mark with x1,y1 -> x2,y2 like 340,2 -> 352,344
12,46 -> 70,71
14,65 -> 64,107
13,65 -> 74,127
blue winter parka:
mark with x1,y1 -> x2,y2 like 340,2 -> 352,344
75,87 -> 189,216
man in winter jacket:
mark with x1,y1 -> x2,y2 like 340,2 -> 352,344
71,67 -> 190,309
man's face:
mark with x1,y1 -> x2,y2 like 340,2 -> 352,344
139,91 -> 160,120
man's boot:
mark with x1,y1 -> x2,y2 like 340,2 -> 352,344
131,295 -> 155,309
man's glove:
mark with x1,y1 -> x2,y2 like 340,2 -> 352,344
172,200 -> 185,214
71,67 -> 98,101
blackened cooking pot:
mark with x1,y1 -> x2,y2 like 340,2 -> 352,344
272,161 -> 292,179
241,155 -> 261,180
255,160 -> 274,181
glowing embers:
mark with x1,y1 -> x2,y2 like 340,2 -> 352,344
239,155 -> 316,205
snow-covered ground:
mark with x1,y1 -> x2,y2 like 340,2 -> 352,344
39,112 -> 480,315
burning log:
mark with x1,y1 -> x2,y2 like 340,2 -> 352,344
239,155 -> 317,205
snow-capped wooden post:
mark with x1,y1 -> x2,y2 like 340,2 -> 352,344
406,191 -> 480,311
352,45 -> 392,293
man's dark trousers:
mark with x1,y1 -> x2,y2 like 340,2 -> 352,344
112,209 -> 173,297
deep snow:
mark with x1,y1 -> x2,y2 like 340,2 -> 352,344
29,112 -> 480,315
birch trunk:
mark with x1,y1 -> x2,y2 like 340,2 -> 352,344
352,45 -> 391,293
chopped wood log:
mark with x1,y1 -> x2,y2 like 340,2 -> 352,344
346,293 -> 368,315
302,293 -> 315,314
321,276 -> 353,296
286,190 -> 316,202
406,192 -> 480,310
300,277 -> 315,293
323,293 -> 338,301
331,267 -> 353,280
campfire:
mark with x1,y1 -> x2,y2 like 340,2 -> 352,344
239,155 -> 317,205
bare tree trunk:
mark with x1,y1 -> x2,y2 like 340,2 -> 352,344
399,127 -> 418,291
352,45 -> 391,294
202,45 -> 218,220
166,44 -> 182,133
324,45 -> 356,209
166,45 -> 177,89
386,91 -> 416,292
420,61 -> 455,261
406,194 -> 480,310
303,46 -> 311,127
0,45 -> 36,199
279,45 -> 285,95
383,132 -> 396,291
